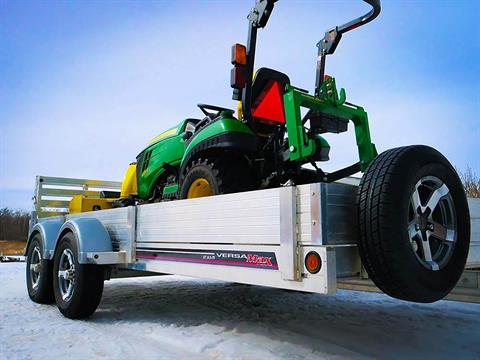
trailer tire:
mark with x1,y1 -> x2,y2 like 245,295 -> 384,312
26,235 -> 54,304
358,145 -> 470,303
53,233 -> 104,319
179,155 -> 254,199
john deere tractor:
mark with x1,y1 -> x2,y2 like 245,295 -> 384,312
70,0 -> 470,303
123,1 -> 381,204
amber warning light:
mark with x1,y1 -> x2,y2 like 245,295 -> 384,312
231,43 -> 247,65
231,44 -> 247,90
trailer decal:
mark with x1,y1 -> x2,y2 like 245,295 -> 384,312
136,249 -> 278,270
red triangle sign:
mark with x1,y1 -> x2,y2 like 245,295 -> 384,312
252,80 -> 285,124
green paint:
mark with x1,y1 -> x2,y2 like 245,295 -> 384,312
284,78 -> 377,171
182,116 -> 254,163
137,119 -> 188,199
162,183 -> 179,195
314,134 -> 330,149
137,116 -> 254,199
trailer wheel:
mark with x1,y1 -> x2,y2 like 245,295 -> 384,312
179,156 -> 254,199
53,233 -> 104,319
26,235 -> 54,304
358,145 -> 470,303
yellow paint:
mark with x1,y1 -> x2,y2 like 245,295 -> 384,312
120,163 -> 138,198
237,70 -> 257,121
69,195 -> 114,214
147,127 -> 178,146
187,178 -> 213,198
237,101 -> 243,120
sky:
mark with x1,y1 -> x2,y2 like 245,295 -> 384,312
0,0 -> 479,210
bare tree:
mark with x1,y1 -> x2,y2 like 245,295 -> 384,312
458,166 -> 480,198
0,208 -> 30,242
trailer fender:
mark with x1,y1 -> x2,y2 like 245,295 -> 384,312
26,219 -> 65,259
56,218 -> 113,264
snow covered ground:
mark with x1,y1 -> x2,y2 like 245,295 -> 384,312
1,262 -> 479,359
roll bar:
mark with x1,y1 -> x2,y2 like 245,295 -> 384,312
240,0 -> 381,122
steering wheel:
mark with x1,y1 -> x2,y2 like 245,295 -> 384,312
197,103 -> 234,118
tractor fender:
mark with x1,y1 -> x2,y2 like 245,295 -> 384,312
55,218 -> 113,264
26,218 -> 65,260
180,131 -> 257,178
180,119 -> 256,177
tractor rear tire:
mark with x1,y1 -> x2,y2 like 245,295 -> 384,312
53,233 -> 105,319
26,235 -> 54,304
180,155 -> 255,199
357,145 -> 470,303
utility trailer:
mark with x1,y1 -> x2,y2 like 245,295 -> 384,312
26,175 -> 478,318
27,176 -> 366,318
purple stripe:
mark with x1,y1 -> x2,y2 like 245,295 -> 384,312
136,253 -> 278,270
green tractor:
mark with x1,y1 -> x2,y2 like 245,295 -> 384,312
130,1 -> 380,203
107,0 -> 469,302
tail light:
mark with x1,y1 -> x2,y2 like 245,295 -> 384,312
305,251 -> 322,274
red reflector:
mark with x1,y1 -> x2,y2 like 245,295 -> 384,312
252,80 -> 285,124
305,251 -> 321,274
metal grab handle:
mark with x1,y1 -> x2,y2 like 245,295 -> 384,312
314,0 -> 381,97
337,0 -> 381,35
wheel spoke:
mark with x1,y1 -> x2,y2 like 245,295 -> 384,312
408,221 -> 421,241
420,234 -> 433,261
30,263 -> 40,272
426,260 -> 439,271
420,232 -> 439,271
411,183 -> 422,213
66,251 -> 74,267
58,248 -> 76,302
65,282 -> 74,300
425,183 -> 449,213
58,270 -> 68,279
62,285 -> 70,300
428,221 -> 454,243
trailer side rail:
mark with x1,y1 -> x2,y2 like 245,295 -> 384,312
33,175 -> 122,219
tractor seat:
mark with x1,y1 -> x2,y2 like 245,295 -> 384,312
252,67 -> 290,102
251,68 -> 290,127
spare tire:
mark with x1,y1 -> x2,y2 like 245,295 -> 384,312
358,145 -> 470,302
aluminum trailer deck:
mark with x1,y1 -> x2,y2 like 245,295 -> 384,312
30,176 -> 365,294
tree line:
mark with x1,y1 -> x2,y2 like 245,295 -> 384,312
0,208 -> 30,242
